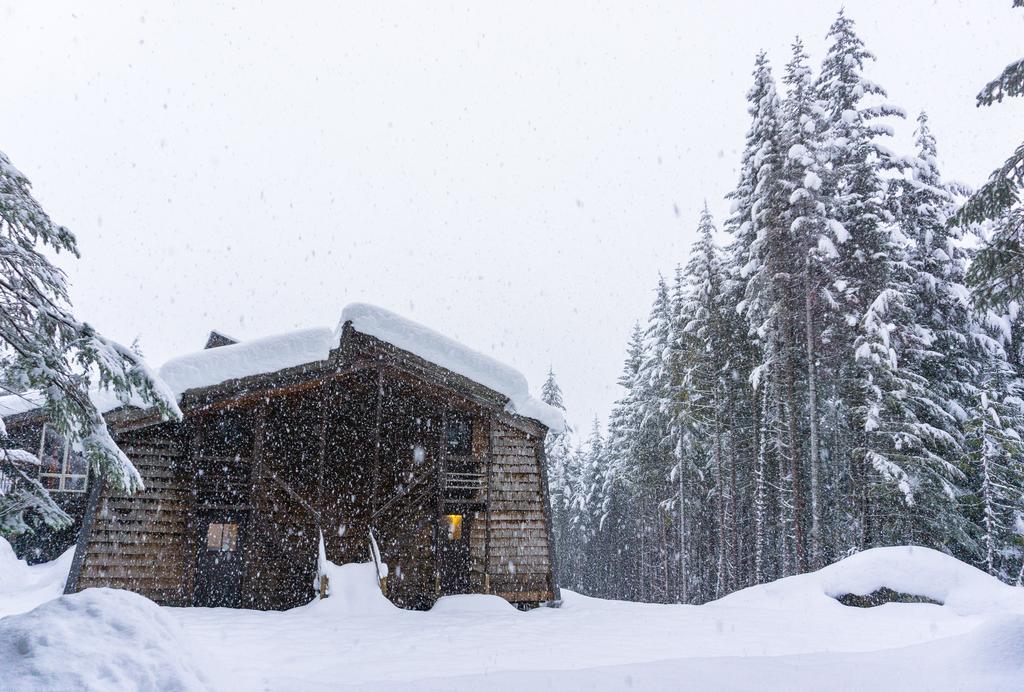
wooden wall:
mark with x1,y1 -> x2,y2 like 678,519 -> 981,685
471,421 -> 557,604
74,426 -> 193,606
241,393 -> 321,610
67,356 -> 558,610
372,372 -> 442,610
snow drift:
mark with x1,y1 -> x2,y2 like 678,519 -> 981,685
2,543 -> 1024,690
304,560 -> 396,616
716,545 -> 1024,616
0,588 -> 211,692
0,538 -> 73,618
430,594 -> 518,614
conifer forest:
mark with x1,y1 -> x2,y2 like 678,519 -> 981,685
543,10 -> 1024,603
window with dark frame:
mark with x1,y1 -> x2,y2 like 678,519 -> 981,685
37,424 -> 88,493
445,414 -> 473,457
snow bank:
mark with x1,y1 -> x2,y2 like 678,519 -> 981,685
340,303 -> 565,431
431,594 -> 518,614
306,561 -> 396,616
717,546 -> 1024,616
0,538 -> 73,618
0,588 -> 211,691
1,303 -> 563,432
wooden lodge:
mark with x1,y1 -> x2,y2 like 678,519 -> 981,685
1,305 -> 562,610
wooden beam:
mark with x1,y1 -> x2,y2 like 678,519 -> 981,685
484,413 -> 494,593
316,382 -> 329,530
369,367 -> 384,523
264,468 -> 321,523
241,402 -> 267,599
435,408 -> 448,597
63,470 -> 103,594
183,363 -> 371,418
184,421 -> 202,604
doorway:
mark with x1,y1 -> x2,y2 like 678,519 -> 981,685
438,513 -> 471,595
194,515 -> 244,607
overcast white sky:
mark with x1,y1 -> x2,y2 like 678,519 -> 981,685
2,1 -> 1022,434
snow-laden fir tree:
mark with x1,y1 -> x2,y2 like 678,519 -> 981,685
0,150 -> 181,536
540,367 -> 576,590
723,49 -> 787,583
675,206 -> 733,594
953,1 -> 1024,308
814,10 -> 910,557
780,36 -> 842,569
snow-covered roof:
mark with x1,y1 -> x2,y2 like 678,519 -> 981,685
340,303 -> 563,430
0,304 -> 565,432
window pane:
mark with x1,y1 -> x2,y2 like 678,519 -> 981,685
446,417 -> 472,456
67,450 -> 87,475
40,475 -> 61,490
206,523 -> 223,550
39,428 -> 65,474
65,476 -> 87,492
222,523 -> 238,551
445,514 -> 463,540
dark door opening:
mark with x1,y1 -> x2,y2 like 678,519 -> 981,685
194,515 -> 244,607
438,513 -> 471,595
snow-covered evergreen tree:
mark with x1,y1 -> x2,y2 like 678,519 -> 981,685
0,149 -> 181,536
953,1 -> 1024,308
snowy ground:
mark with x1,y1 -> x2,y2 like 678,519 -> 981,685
1,544 -> 1023,691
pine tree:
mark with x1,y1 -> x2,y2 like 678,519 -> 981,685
963,362 -> 1024,580
0,150 -> 181,536
952,2 -> 1024,307
724,50 -> 786,583
815,10 -> 908,556
780,36 -> 842,568
541,367 -> 575,590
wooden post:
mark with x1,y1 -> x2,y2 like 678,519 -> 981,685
316,383 -> 329,530
484,413 -> 494,593
370,368 -> 384,521
63,470 -> 103,595
185,421 -> 203,605
241,402 -> 268,604
436,408 -> 448,596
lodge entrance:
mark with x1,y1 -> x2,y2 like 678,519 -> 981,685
194,514 -> 244,607
438,513 -> 471,595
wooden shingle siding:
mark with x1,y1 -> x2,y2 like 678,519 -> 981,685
75,435 -> 193,606
471,422 -> 556,603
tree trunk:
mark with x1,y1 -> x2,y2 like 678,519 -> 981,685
754,386 -> 766,583
714,400 -> 726,597
804,255 -> 822,570
785,312 -> 807,573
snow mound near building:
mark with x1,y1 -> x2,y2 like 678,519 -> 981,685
717,545 -> 1024,616
0,538 -> 73,618
306,561 -> 397,616
431,594 -> 518,614
0,587 -> 211,692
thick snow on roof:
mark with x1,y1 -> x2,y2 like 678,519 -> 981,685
0,328 -> 338,420
0,304 -> 564,431
160,327 -> 337,395
340,303 -> 565,431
